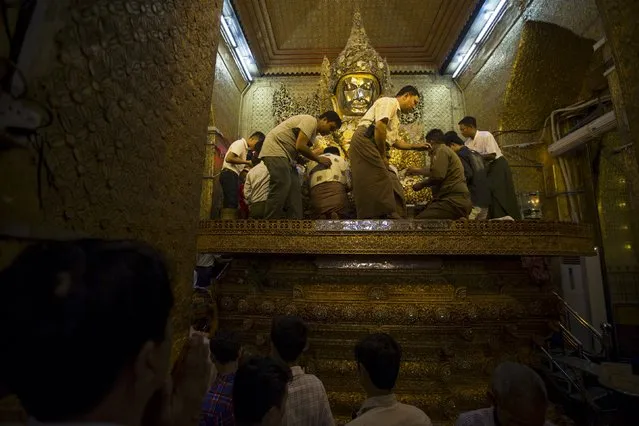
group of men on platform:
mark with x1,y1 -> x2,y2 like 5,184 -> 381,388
218,85 -> 520,221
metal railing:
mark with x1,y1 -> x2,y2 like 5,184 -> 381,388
539,346 -> 598,410
552,291 -> 611,360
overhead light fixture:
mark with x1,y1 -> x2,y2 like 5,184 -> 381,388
445,0 -> 508,78
221,0 -> 256,83
220,17 -> 237,48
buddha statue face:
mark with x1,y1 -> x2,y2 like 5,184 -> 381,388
335,73 -> 380,116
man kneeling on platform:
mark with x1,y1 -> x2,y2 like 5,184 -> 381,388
307,146 -> 354,219
408,129 -> 472,220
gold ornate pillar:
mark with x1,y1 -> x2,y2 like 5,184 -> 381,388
0,0 -> 222,359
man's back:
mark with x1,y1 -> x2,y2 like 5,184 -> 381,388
347,394 -> 431,426
455,407 -> 555,426
457,147 -> 489,208
200,372 -> 236,426
244,161 -> 270,205
308,153 -> 351,190
284,366 -> 334,426
430,144 -> 469,200
259,115 -> 318,161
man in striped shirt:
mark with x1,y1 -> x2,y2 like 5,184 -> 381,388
270,316 -> 334,426
200,331 -> 242,426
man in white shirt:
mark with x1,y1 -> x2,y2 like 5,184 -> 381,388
458,117 -> 521,220
307,147 -> 353,219
455,362 -> 555,426
348,86 -> 430,219
244,160 -> 270,219
347,333 -> 431,426
220,131 -> 265,220
259,112 -> 343,219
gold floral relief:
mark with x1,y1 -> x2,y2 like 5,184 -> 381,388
212,252 -> 561,423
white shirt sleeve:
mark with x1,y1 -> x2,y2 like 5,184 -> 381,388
225,140 -> 245,160
374,98 -> 398,122
243,170 -> 253,203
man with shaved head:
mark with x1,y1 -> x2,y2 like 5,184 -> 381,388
455,362 -> 554,426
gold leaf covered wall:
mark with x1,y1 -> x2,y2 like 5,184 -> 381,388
0,0 -> 223,359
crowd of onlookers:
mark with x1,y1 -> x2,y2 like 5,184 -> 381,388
0,239 -> 553,426
202,317 -> 554,426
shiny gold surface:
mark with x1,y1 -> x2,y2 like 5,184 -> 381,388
198,220 -> 594,255
214,254 -> 560,423
335,74 -> 381,116
324,11 -> 391,100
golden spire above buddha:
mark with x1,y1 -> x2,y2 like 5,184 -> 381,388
320,9 -> 392,118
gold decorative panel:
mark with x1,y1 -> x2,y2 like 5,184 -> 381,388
231,0 -> 479,74
198,220 -> 594,256
213,253 -> 561,423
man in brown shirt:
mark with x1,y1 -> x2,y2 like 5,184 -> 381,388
409,129 -> 471,219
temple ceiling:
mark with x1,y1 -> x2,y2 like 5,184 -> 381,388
231,0 -> 481,75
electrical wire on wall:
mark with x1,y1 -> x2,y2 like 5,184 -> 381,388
1,0 -> 57,211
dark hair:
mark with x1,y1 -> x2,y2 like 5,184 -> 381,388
425,128 -> 445,142
251,141 -> 264,166
271,316 -> 308,363
323,146 -> 341,156
319,110 -> 343,129
233,356 -> 291,424
250,131 -> 266,144
396,85 -> 420,97
354,333 -> 401,390
458,116 -> 477,128
210,330 -> 241,365
444,131 -> 465,146
0,239 -> 173,421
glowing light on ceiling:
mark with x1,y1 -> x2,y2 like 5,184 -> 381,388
220,0 -> 256,82
444,0 -> 508,78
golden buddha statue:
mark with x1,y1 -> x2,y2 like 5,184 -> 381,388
333,73 -> 381,117
315,10 -> 431,206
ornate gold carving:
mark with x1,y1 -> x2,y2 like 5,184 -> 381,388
198,220 -> 594,255
326,10 -> 391,97
272,84 -> 321,124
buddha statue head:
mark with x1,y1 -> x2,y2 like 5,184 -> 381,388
321,10 -> 391,118
335,73 -> 381,116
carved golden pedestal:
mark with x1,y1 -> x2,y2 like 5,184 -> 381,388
197,220 -> 593,425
